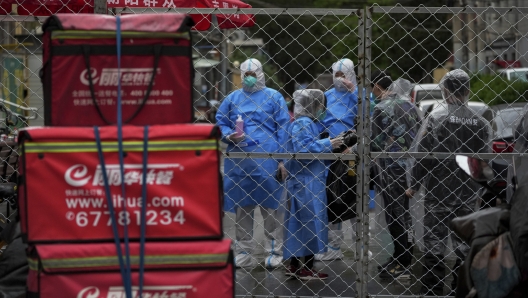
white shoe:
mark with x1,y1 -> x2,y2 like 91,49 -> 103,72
354,248 -> 373,261
355,248 -> 373,260
235,253 -> 257,268
314,248 -> 344,261
264,255 -> 283,268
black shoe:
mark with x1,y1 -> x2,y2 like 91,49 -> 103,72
379,264 -> 411,280
377,257 -> 394,272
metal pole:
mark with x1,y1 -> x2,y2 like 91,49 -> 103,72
461,10 -> 470,72
476,7 -> 487,72
356,8 -> 365,298
453,11 -> 464,69
362,6 -> 373,298
468,8 -> 477,72
220,29 -> 229,100
356,6 -> 371,298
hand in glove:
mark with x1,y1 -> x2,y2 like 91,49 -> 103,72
342,143 -> 358,154
342,79 -> 355,91
228,132 -> 245,144
330,137 -> 344,149
336,77 -> 356,92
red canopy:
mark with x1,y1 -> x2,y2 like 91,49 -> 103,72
1,0 -> 254,31
108,0 -> 255,30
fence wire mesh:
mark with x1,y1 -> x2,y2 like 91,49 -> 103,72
1,2 -> 528,297
367,5 -> 527,297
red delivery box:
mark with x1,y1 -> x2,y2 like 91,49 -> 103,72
40,13 -> 195,126
27,239 -> 234,298
18,124 -> 222,243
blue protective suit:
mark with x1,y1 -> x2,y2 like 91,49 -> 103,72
316,59 -> 360,261
283,116 -> 332,259
216,88 -> 290,213
323,88 -> 359,138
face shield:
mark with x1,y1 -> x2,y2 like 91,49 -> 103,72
293,89 -> 326,120
440,69 -> 470,104
240,58 -> 266,92
387,78 -> 414,101
332,59 -> 357,92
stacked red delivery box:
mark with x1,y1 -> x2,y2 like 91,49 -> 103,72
18,14 -> 233,298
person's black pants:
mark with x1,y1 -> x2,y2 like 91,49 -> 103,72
421,254 -> 462,295
380,165 -> 413,267
421,190 -> 472,295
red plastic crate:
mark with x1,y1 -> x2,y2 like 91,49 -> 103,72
18,124 -> 222,243
27,239 -> 234,298
41,14 -> 195,126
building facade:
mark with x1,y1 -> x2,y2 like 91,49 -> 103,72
453,0 -> 528,73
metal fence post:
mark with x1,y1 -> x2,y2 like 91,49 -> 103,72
362,6 -> 373,298
356,7 -> 367,298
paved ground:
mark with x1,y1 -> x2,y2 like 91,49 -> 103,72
220,150 -> 458,297
224,208 -> 458,298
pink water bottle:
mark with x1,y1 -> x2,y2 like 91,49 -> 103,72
235,114 -> 244,137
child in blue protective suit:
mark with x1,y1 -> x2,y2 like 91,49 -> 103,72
283,89 -> 343,281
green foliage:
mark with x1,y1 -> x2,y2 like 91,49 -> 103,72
369,0 -> 452,83
244,0 -> 361,94
248,13 -> 359,94
239,0 -> 452,94
470,75 -> 528,106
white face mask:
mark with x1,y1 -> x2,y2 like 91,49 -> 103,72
333,77 -> 347,91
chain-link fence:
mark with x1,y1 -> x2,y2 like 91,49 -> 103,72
365,6 -> 528,297
2,2 -> 528,297
0,17 -> 35,226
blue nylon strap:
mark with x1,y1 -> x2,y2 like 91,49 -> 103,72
138,126 -> 149,297
116,16 -> 122,126
115,16 -> 133,298
94,126 -> 129,294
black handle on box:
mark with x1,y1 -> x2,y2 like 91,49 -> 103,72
81,44 -> 162,125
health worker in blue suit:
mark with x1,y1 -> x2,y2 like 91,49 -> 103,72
322,58 -> 358,138
216,58 -> 290,269
283,89 -> 343,280
316,59 -> 372,261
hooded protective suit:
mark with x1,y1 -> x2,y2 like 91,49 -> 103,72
322,58 -> 359,138
240,58 -> 266,93
315,59 -> 362,261
409,69 -> 492,295
283,89 -> 333,259
215,58 -> 290,267
372,78 -> 420,154
371,78 -> 422,270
